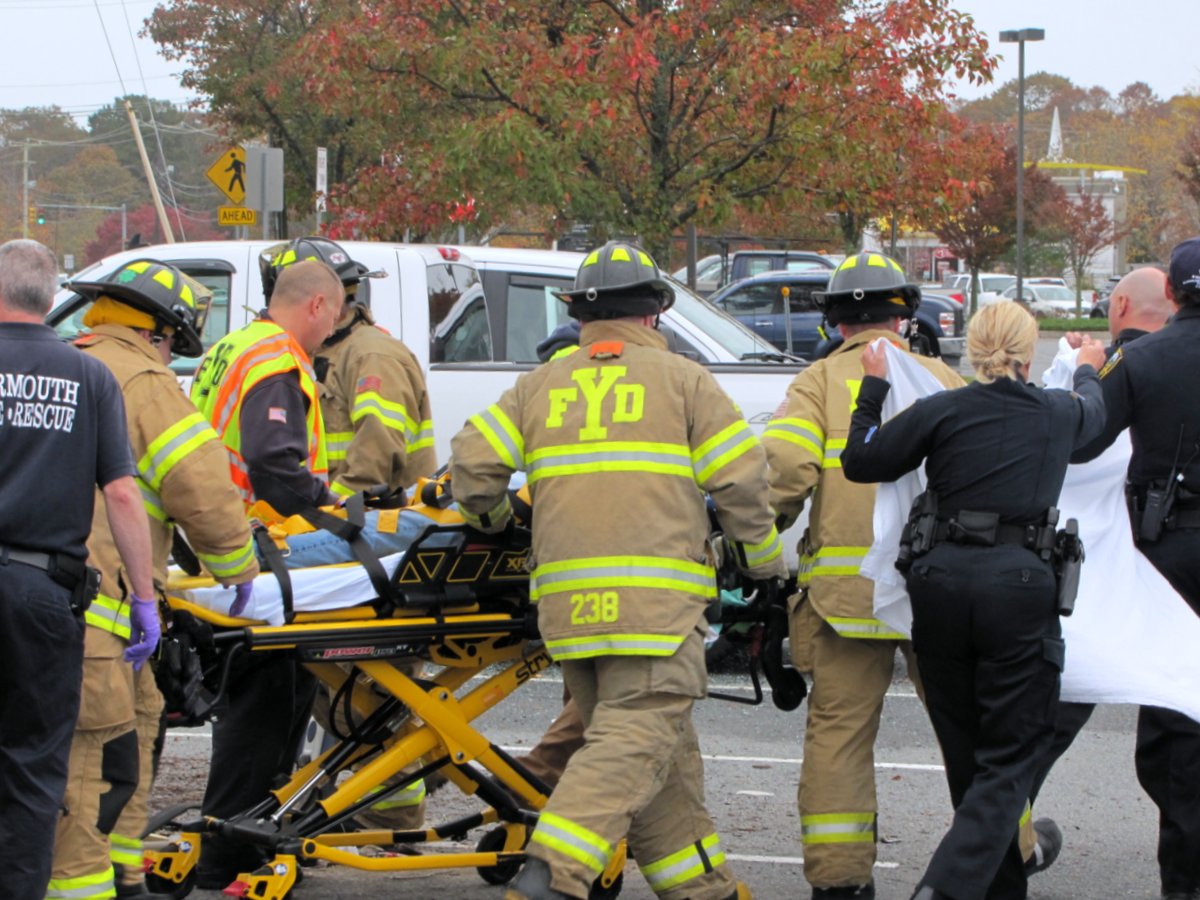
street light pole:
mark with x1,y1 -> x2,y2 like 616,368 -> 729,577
1000,28 -> 1044,304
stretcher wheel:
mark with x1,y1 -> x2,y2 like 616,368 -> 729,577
144,870 -> 195,899
475,826 -> 525,885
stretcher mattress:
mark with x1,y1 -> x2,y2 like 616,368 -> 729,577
173,553 -> 407,626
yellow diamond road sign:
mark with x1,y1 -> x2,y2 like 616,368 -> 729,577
218,206 -> 257,227
207,147 -> 246,205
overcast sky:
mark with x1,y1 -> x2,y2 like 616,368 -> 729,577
0,0 -> 1196,123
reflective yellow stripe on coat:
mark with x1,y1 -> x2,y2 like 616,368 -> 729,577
84,593 -> 131,640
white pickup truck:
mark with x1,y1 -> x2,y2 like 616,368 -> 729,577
50,241 -> 805,462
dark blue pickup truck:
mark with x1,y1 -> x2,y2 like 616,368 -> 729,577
707,270 -> 964,367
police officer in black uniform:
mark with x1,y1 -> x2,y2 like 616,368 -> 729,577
1072,237 -> 1200,900
0,239 -> 155,900
1028,265 -> 1176,805
841,301 -> 1106,900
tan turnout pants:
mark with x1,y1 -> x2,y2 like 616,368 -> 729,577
526,628 -> 737,900
48,629 -> 138,900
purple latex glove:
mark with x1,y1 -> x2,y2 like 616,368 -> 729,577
123,594 -> 161,671
230,581 -> 254,618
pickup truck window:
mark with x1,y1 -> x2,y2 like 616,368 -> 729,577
723,284 -> 781,315
430,284 -> 493,363
668,284 -> 781,361
501,278 -> 572,363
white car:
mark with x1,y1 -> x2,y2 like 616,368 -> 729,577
671,254 -> 726,297
944,272 -> 1017,307
1000,283 -> 1088,318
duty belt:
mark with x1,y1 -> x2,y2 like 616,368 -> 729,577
931,515 -> 1057,554
0,544 -> 55,573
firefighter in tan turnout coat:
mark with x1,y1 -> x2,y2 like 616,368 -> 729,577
763,252 -> 964,899
451,242 -> 784,900
48,261 -> 258,900
260,236 -> 436,500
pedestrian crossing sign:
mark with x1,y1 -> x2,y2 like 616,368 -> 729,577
206,147 -> 246,206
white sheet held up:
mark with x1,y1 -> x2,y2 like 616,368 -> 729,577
860,340 -> 950,637
1041,339 -> 1200,720
859,336 -> 1200,722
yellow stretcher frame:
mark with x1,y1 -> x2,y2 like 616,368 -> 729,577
145,587 -> 627,900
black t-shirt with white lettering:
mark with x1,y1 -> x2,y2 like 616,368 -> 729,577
0,322 -> 135,559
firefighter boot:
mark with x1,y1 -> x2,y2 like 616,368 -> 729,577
1024,817 -> 1062,876
504,856 -> 573,900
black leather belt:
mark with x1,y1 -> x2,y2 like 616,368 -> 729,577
0,544 -> 54,572
931,519 -> 1054,550
1168,506 -> 1200,530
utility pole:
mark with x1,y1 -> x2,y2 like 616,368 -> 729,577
22,142 -> 30,240
124,100 -> 175,243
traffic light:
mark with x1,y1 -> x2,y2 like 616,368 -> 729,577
27,206 -> 35,228
36,207 -> 45,225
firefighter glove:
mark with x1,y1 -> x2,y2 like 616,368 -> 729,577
124,594 -> 162,671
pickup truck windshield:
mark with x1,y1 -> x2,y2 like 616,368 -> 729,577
667,282 -> 786,362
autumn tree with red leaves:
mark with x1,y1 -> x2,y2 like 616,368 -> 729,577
930,133 -> 1065,313
1055,193 -> 1129,316
148,0 -> 995,254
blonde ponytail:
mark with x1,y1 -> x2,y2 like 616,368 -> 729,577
966,302 -> 1037,383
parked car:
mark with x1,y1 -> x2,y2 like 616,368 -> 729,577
1000,283 -> 1089,318
670,254 -> 727,297
707,271 -> 964,367
1089,296 -> 1111,319
727,249 -> 837,285
943,272 -> 1017,307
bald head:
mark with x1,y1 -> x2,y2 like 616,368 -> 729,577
266,259 -> 345,356
1108,267 -> 1173,339
269,259 -> 343,310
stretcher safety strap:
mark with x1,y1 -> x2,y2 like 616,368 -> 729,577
641,832 -> 725,893
800,811 -> 877,845
253,524 -> 295,622
530,811 -> 613,875
46,865 -> 116,900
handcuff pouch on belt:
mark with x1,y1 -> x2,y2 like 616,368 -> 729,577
48,554 -> 101,616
